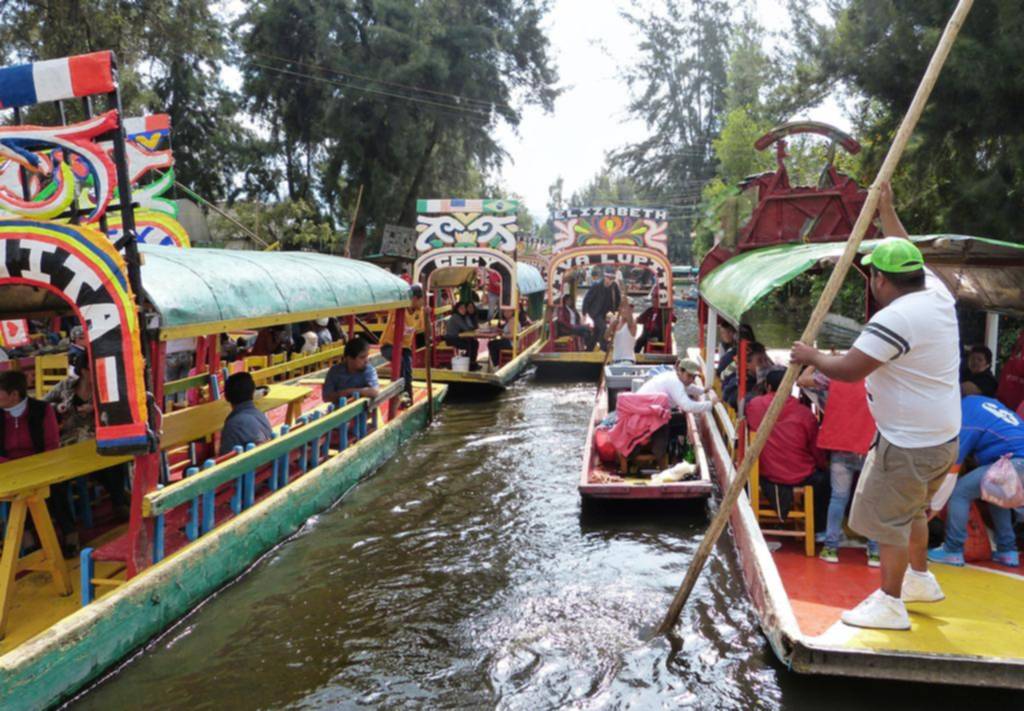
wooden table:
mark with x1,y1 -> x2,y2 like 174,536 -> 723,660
0,384 -> 311,636
459,329 -> 503,339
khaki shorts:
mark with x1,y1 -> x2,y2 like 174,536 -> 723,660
849,435 -> 957,546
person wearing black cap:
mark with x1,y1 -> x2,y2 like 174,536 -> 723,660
581,267 -> 621,350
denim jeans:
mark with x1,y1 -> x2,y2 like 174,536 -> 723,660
825,451 -> 878,553
381,345 -> 413,396
943,458 -> 1021,553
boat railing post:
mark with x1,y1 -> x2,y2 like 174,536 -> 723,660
243,442 -> 256,509
201,459 -> 216,534
185,466 -> 199,540
704,308 -> 718,387
985,312 -> 999,371
268,432 -> 280,492
230,446 -> 244,514
277,424 -> 291,488
152,513 -> 165,564
79,548 -> 95,606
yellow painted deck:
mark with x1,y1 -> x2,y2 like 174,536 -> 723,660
774,537 -> 1024,662
0,527 -> 125,654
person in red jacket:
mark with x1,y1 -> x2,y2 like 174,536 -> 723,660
0,370 -> 77,552
554,294 -> 593,349
0,370 -> 59,462
745,369 -> 829,519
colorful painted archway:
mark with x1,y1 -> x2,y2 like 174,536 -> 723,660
0,219 -> 149,452
413,247 -> 517,308
546,246 -> 673,307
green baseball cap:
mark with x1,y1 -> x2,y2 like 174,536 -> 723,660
862,237 -> 924,273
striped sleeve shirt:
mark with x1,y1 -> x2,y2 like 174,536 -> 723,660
851,271 -> 961,448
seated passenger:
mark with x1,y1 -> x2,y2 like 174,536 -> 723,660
323,337 -> 381,405
444,302 -> 480,369
488,309 -> 515,367
219,372 -> 273,455
634,297 -> 675,353
609,300 -> 637,364
717,323 -> 756,381
465,301 -> 481,330
961,345 -> 998,398
722,341 -> 770,410
636,358 -> 714,459
637,358 -> 714,414
929,394 -> 1024,568
745,369 -> 829,517
44,359 -> 130,520
0,371 -> 72,551
554,293 -> 592,347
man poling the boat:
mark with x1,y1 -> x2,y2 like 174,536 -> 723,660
790,185 -> 960,630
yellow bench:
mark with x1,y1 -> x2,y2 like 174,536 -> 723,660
0,383 -> 311,637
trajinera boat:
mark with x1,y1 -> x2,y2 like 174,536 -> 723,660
531,205 -> 678,377
0,51 -> 446,709
411,198 -> 547,391
579,362 -> 713,500
692,120 -> 1024,689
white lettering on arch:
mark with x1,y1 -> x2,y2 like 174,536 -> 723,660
80,302 -> 121,342
62,254 -> 103,302
22,240 -> 58,283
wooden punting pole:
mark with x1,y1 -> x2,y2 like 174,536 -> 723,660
654,0 -> 976,637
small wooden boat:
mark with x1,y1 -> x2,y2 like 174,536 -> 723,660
531,205 -> 678,378
0,51 -> 446,709
579,365 -> 712,500
409,198 -> 547,392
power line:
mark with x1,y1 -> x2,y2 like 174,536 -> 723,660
249,51 -> 511,114
247,61 -> 492,120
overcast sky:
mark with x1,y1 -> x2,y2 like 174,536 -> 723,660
496,0 -> 846,219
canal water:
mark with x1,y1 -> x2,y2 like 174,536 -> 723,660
72,312 -> 1018,709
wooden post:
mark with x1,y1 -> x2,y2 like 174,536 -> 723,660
425,303 -> 435,423
388,307 -> 405,418
654,0 -> 975,637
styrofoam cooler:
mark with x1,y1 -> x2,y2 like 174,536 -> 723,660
451,355 -> 470,372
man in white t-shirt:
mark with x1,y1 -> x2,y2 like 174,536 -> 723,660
638,358 -> 715,414
790,192 -> 960,630
638,358 -> 715,460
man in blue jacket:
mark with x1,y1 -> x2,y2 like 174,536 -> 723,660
929,395 -> 1024,568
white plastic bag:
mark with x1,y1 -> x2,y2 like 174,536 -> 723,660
980,455 -> 1024,509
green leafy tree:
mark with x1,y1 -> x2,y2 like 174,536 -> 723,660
790,0 -> 1024,241
239,0 -> 559,255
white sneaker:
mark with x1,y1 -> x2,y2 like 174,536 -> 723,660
840,590 -> 910,630
901,569 -> 945,603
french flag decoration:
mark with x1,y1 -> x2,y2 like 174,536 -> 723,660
0,51 -> 115,110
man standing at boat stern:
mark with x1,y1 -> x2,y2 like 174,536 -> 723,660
791,236 -> 960,631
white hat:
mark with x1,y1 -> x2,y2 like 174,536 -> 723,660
316,317 -> 329,327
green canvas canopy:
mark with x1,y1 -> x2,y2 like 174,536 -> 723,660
701,235 -> 1024,325
139,246 -> 412,339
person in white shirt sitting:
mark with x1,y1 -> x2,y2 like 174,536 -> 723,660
637,358 -> 716,459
